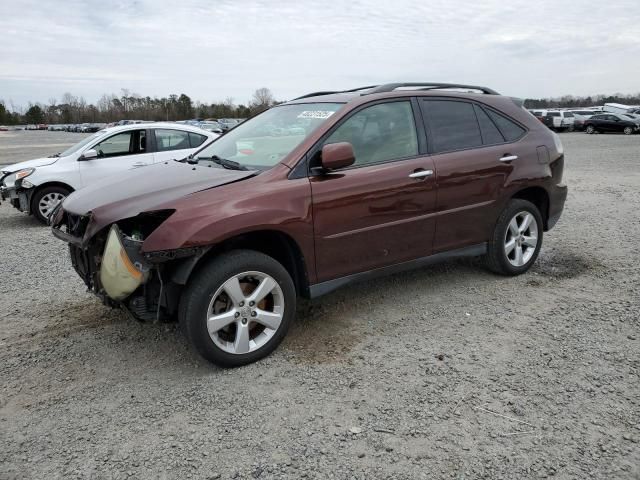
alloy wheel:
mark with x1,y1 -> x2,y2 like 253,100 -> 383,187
206,271 -> 284,355
586,126 -> 595,134
623,127 -> 633,135
504,211 -> 539,267
38,192 -> 66,219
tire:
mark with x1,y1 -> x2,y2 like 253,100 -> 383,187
485,199 -> 543,276
179,249 -> 296,367
623,126 -> 633,135
585,125 -> 595,134
31,185 -> 70,224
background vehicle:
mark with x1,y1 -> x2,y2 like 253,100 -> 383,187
603,103 -> 640,114
196,121 -> 224,134
0,123 -> 218,223
584,113 -> 640,134
528,110 -> 574,131
52,82 -> 567,368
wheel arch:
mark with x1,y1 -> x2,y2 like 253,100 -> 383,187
177,229 -> 311,298
29,181 -> 74,214
511,186 -> 550,230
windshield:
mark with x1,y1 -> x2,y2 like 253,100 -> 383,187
194,103 -> 344,169
60,131 -> 103,157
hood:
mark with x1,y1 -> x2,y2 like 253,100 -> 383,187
62,161 -> 257,239
1,156 -> 59,173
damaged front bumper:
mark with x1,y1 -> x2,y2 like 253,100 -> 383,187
51,208 -> 208,321
100,225 -> 150,301
0,184 -> 33,212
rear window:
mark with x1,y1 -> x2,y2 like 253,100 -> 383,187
421,100 -> 482,153
548,112 -> 561,117
485,109 -> 526,142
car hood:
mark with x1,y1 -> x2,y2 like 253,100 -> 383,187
61,161 -> 257,239
1,156 -> 59,173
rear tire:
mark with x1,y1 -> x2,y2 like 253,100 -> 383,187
623,126 -> 633,135
585,125 -> 596,134
31,185 -> 70,224
485,199 -> 543,276
179,249 -> 296,367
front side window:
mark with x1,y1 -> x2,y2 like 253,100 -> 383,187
93,130 -> 146,158
324,101 -> 418,167
422,100 -> 482,153
195,103 -> 344,170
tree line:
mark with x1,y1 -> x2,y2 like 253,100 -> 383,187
2,89 -> 640,125
0,87 -> 277,125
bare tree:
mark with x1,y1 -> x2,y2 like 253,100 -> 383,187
250,88 -> 275,113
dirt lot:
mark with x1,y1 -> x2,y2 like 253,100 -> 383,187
1,132 -> 639,479
0,130 -> 91,166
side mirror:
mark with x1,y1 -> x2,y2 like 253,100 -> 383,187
320,142 -> 355,171
79,149 -> 98,161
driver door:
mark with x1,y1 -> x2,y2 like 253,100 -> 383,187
78,129 -> 154,187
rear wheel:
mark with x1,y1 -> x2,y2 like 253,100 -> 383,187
179,250 -> 296,367
623,126 -> 633,135
486,199 -> 543,276
31,185 -> 70,224
585,125 -> 596,134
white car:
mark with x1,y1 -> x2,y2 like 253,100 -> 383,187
0,123 -> 218,223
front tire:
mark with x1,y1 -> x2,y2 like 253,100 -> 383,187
585,125 -> 596,134
179,250 -> 296,367
486,199 -> 543,276
31,185 -> 70,224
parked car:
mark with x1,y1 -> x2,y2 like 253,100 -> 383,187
568,110 -> 600,131
197,121 -> 224,134
0,123 -> 218,223
583,113 -> 640,135
50,82 -> 567,367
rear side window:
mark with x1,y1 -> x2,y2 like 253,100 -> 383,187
188,132 -> 207,148
564,112 -> 574,118
473,105 -> 504,145
421,100 -> 482,153
485,109 -> 526,141
548,112 -> 561,117
155,129 -> 191,151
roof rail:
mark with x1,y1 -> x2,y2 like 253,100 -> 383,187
365,82 -> 499,95
291,85 -> 381,101
291,91 -> 340,101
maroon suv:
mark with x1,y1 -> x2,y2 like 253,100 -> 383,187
51,82 -> 567,367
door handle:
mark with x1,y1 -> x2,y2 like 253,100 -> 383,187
409,169 -> 434,179
500,155 -> 518,162
132,162 -> 148,167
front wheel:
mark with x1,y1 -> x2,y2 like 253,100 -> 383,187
585,125 -> 596,134
179,250 -> 296,367
485,199 -> 543,276
31,185 -> 70,224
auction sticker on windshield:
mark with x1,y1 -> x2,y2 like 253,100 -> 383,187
297,110 -> 336,119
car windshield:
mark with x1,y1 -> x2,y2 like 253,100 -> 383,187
194,103 -> 344,169
60,132 -> 104,157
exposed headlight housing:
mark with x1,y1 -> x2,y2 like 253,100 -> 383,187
15,168 -> 35,180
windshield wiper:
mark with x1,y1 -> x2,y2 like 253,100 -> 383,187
48,153 -> 61,158
207,155 -> 249,171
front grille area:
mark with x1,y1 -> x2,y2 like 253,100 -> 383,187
64,211 -> 90,238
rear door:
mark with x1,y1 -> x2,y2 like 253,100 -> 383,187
419,99 -> 526,252
310,99 -> 437,282
152,128 -> 209,162
78,129 -> 153,187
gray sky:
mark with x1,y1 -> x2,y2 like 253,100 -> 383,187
1,0 -> 639,108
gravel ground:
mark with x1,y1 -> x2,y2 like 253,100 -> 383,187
0,130 -> 90,166
1,133 -> 639,479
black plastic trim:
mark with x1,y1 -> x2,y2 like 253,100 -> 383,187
308,243 -> 487,298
